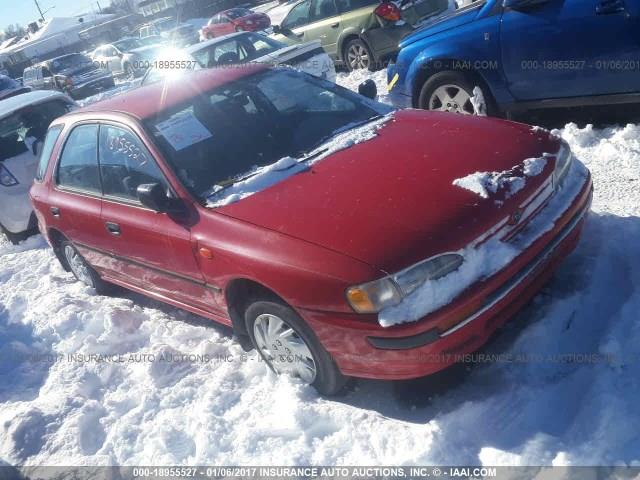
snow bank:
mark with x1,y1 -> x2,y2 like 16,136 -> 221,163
206,114 -> 393,207
380,158 -> 589,327
452,156 -> 548,200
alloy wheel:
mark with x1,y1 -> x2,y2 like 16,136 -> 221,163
253,313 -> 317,383
347,44 -> 370,70
429,84 -> 475,114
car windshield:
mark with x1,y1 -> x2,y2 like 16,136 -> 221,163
226,8 -> 252,19
114,38 -> 143,51
0,100 -> 73,161
144,69 -> 390,201
50,54 -> 92,73
154,18 -> 176,32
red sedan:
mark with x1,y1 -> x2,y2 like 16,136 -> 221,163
30,65 -> 592,395
199,8 -> 271,40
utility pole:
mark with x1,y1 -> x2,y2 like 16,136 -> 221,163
33,0 -> 46,21
96,1 -> 103,13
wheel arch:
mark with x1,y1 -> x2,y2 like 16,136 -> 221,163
337,30 -> 373,63
225,277 -> 288,336
47,227 -> 71,271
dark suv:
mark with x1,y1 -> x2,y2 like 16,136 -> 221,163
23,54 -> 115,100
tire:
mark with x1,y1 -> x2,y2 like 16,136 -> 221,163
0,223 -> 23,245
245,300 -> 349,396
60,240 -> 111,295
124,63 -> 135,80
343,38 -> 375,72
418,70 -> 496,116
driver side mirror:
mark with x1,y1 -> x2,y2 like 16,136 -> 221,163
358,79 -> 377,100
137,183 -> 182,214
272,24 -> 283,34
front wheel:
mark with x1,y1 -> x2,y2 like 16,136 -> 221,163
245,300 -> 348,395
0,223 -> 23,245
418,71 -> 496,116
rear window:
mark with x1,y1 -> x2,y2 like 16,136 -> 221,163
226,8 -> 252,18
50,54 -> 92,73
35,125 -> 63,182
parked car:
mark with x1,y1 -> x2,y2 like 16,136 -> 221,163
387,0 -> 640,114
91,38 -> 166,78
30,65 -> 592,395
200,8 -> 272,40
23,54 -> 115,100
0,75 -> 31,101
141,31 -> 336,85
269,0 -> 451,70
139,17 -> 199,47
1,91 -> 75,244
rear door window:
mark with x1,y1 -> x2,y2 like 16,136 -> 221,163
282,0 -> 311,29
57,124 -> 101,193
98,124 -> 168,202
35,125 -> 63,182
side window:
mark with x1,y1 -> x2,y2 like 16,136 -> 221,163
282,0 -> 311,29
98,124 -> 168,201
57,124 -> 101,193
310,0 -> 338,21
42,67 -> 52,78
35,125 -> 63,182
335,0 -> 377,12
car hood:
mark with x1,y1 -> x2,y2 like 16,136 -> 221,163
217,110 -> 560,272
400,3 -> 482,48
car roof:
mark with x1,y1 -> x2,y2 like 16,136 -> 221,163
0,90 -> 69,118
72,63 -> 269,121
185,32 -> 245,53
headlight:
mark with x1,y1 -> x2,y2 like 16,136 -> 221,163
0,164 -> 19,186
553,140 -> 572,188
346,253 -> 464,314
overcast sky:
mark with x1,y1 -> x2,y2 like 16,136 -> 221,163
1,0 -> 107,33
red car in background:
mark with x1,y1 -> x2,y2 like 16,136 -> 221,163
199,8 -> 271,40
30,65 -> 592,395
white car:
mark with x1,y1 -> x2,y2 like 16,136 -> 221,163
141,31 -> 336,85
0,91 -> 75,244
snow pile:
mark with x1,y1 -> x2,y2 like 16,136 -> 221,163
336,70 -> 391,106
206,114 -> 393,207
470,86 -> 487,116
380,158 -> 588,327
452,156 -> 548,200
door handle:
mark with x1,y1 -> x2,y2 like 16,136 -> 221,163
105,222 -> 121,236
50,206 -> 60,217
596,0 -> 625,14
330,22 -> 339,28
294,31 -> 304,38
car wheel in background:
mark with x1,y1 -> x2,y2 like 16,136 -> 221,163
60,240 -> 111,294
418,71 -> 496,116
124,63 -> 136,79
344,38 -> 374,72
245,299 -> 349,395
0,223 -> 23,245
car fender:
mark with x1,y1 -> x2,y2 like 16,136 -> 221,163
336,27 -> 373,62
395,15 -> 513,108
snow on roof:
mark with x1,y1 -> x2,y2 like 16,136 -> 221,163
0,90 -> 68,118
0,14 -> 115,55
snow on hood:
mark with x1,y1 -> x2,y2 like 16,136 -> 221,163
205,114 -> 394,207
379,157 -> 590,327
452,156 -> 548,200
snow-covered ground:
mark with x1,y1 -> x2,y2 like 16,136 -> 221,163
1,69 -> 640,468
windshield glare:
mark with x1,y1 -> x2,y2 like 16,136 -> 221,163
114,39 -> 142,51
145,69 -> 390,202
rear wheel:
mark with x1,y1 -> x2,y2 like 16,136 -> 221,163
60,240 -> 111,294
344,38 -> 374,71
418,71 -> 496,116
245,300 -> 348,395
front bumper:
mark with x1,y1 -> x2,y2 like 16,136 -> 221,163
300,169 -> 593,380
